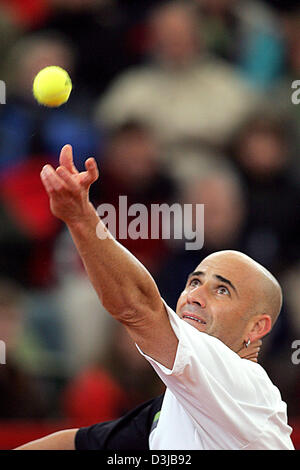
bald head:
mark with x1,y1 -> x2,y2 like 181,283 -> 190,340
203,250 -> 282,328
177,249 -> 282,351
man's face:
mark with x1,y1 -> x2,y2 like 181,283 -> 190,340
150,7 -> 198,66
176,253 -> 259,351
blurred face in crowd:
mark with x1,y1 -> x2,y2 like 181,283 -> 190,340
106,127 -> 159,186
148,4 -> 200,67
13,37 -> 74,96
194,0 -> 237,15
288,31 -> 300,74
0,305 -> 22,351
176,250 -> 281,352
184,174 -> 245,248
236,128 -> 288,178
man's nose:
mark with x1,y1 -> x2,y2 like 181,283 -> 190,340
187,285 -> 206,308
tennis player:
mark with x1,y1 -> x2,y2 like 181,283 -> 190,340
16,145 -> 294,450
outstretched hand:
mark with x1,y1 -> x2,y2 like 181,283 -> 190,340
237,340 -> 262,363
40,144 -> 99,224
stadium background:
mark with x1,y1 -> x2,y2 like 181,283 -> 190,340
0,0 -> 299,449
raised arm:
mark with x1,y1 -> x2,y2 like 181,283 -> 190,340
40,145 -> 178,369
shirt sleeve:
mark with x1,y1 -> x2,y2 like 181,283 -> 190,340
136,301 -> 275,446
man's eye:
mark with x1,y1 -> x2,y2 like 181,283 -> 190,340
217,286 -> 229,295
189,278 -> 200,287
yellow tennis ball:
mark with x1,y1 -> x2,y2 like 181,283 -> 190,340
33,66 -> 72,107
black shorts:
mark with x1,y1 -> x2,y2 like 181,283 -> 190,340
75,394 -> 164,450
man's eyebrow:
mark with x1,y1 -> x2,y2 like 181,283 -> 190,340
187,271 -> 204,280
187,271 -> 239,296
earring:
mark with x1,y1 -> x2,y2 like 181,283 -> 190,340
244,339 -> 251,348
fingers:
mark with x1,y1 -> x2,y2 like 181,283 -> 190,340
56,165 -> 80,193
248,344 -> 261,353
40,168 -> 54,194
41,149 -> 99,197
239,340 -> 262,353
41,164 -> 79,195
250,340 -> 262,348
81,157 -> 99,188
246,341 -> 261,356
237,339 -> 262,361
41,165 -> 65,193
59,144 -> 79,175
244,351 -> 259,360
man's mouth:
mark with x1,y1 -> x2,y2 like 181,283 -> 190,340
182,314 -> 206,325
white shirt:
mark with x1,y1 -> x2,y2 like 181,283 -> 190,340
138,303 -> 294,450
95,59 -> 259,149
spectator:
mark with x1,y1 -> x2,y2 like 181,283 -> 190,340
228,113 -> 300,275
0,157 -> 61,287
54,261 -> 113,375
94,1 -> 260,151
0,6 -> 22,77
271,9 -> 300,158
192,0 -> 285,89
39,0 -> 135,99
0,279 -> 49,419
0,0 -> 50,29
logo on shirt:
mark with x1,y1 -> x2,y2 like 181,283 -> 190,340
150,410 -> 161,434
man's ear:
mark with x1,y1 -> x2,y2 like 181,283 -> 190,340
248,314 -> 272,342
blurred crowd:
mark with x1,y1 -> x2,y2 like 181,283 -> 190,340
0,0 -> 299,433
